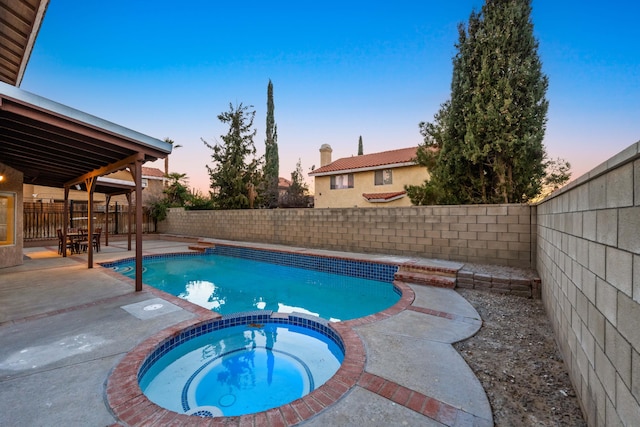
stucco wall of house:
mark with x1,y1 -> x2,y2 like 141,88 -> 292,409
159,203 -> 535,268
313,164 -> 429,208
536,140 -> 640,426
0,162 -> 23,268
22,184 -> 114,203
22,169 -> 162,207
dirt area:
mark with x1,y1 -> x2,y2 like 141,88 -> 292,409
454,287 -> 587,426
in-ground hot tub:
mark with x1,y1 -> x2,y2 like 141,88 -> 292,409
137,312 -> 344,418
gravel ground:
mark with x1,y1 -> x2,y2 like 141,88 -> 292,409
454,286 -> 586,426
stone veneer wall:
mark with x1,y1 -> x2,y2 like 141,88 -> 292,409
159,204 -> 535,268
0,163 -> 23,268
536,140 -> 640,426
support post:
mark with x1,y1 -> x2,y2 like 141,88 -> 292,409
105,195 -> 111,247
125,193 -> 132,251
85,177 -> 96,268
62,187 -> 69,257
133,158 -> 143,292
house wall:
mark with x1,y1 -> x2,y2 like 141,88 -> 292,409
536,140 -> 640,426
141,177 -> 164,206
0,162 -> 23,268
22,184 -> 114,203
159,203 -> 535,268
22,171 -> 162,207
313,164 -> 429,208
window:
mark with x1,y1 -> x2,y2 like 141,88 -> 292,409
375,169 -> 393,185
330,174 -> 354,189
0,193 -> 16,246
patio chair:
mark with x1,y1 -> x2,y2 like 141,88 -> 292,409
77,229 -> 90,253
57,229 -> 75,255
93,228 -> 102,252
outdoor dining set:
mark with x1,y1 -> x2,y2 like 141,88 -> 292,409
57,228 -> 102,255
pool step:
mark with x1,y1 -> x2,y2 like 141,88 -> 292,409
394,261 -> 462,289
394,271 -> 457,288
188,240 -> 216,252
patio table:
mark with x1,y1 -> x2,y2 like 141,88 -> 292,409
67,232 -> 100,253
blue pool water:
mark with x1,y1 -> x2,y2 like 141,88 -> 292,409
139,320 -> 343,417
111,253 -> 400,321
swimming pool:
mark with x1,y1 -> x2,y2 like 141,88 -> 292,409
107,247 -> 400,321
138,314 -> 344,417
106,246 -> 414,424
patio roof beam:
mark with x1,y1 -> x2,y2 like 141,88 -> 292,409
65,152 -> 145,188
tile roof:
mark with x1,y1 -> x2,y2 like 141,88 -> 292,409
309,147 -> 418,176
362,191 -> 407,202
278,177 -> 292,188
142,167 -> 165,178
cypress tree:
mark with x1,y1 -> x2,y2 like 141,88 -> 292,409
264,79 -> 280,208
358,136 -> 363,155
408,0 -> 549,204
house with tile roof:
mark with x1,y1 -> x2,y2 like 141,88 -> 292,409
308,144 -> 429,208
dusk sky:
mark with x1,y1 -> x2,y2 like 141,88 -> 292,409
22,1 -> 640,194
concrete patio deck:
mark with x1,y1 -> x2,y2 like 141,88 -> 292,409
0,237 -> 492,426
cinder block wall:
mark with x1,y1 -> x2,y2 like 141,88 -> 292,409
159,204 -> 535,268
536,141 -> 640,426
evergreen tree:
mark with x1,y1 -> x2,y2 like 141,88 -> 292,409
164,172 -> 190,206
358,136 -> 363,155
203,103 -> 261,209
264,80 -> 280,208
408,0 -> 550,204
282,159 -> 310,208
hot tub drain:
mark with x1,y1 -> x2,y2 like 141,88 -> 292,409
219,393 -> 236,407
186,405 -> 223,417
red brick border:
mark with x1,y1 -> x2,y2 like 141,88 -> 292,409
106,282 -> 412,426
358,371 -> 489,426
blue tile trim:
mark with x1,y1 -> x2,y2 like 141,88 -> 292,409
137,313 -> 345,383
211,245 -> 398,283
100,251 -> 208,269
100,245 -> 398,284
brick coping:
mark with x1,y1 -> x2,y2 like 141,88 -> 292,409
104,245 -> 490,426
106,281 -> 415,426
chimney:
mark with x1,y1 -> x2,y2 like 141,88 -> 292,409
319,144 -> 332,167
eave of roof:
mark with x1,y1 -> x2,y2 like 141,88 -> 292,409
362,191 -> 407,203
309,147 -> 418,176
0,82 -> 171,153
310,161 -> 417,177
0,0 -> 50,86
0,82 -> 172,189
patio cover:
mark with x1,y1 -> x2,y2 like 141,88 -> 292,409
0,81 -> 172,291
0,0 -> 49,87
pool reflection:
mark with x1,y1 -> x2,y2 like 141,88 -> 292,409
198,326 -> 280,393
179,280 -> 225,310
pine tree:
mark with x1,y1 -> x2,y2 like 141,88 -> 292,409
264,80 -> 280,208
408,0 -> 550,204
358,136 -> 363,155
203,103 -> 261,209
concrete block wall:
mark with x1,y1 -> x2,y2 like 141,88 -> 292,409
159,204 -> 535,268
536,140 -> 640,426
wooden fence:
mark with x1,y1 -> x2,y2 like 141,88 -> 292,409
23,201 -> 155,240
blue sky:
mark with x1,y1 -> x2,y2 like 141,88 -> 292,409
22,1 -> 640,194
